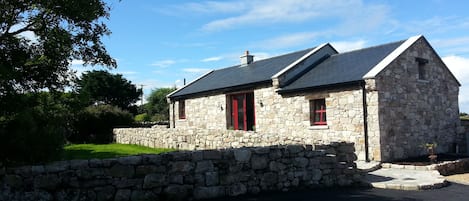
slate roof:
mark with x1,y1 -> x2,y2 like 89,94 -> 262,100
169,39 -> 407,99
169,47 -> 315,98
278,40 -> 405,93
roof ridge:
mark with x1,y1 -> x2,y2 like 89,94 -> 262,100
213,47 -> 317,71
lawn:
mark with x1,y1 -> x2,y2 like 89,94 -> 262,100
62,144 -> 176,160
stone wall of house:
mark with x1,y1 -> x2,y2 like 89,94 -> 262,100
167,85 -> 372,161
255,86 -> 372,161
364,79 -> 382,161
374,37 -> 464,161
170,94 -> 227,129
0,143 -> 361,201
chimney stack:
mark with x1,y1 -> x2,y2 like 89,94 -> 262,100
240,50 -> 254,66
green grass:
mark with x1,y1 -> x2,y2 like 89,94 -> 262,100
62,144 -> 176,160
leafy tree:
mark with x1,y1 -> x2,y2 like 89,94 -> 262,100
0,92 -> 71,164
76,70 -> 142,112
0,0 -> 116,110
0,0 -> 115,164
145,87 -> 176,122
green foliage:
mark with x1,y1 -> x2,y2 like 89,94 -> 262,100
134,113 -> 151,122
0,0 -> 116,164
461,113 -> 469,120
62,144 -> 176,160
0,0 -> 115,106
76,70 -> 142,113
71,104 -> 134,144
0,93 -> 68,164
145,87 -> 176,122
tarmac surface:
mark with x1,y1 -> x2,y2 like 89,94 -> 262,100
207,161 -> 469,201
207,183 -> 469,201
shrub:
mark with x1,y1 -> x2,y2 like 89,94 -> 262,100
71,104 -> 133,144
134,113 -> 151,122
0,107 -> 65,165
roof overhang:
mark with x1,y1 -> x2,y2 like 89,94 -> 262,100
276,80 -> 363,94
167,70 -> 214,100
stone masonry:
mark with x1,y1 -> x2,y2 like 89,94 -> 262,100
372,38 -> 464,161
0,143 -> 360,201
167,37 -> 464,162
169,85 -> 372,161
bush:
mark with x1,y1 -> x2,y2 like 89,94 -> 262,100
71,104 -> 134,144
134,113 -> 151,122
0,107 -> 65,165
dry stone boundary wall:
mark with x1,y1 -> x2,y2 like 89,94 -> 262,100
113,127 -> 354,151
0,143 -> 360,201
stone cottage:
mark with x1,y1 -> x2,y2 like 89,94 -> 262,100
167,35 -> 464,162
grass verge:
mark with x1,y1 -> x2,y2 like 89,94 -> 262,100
62,144 -> 176,160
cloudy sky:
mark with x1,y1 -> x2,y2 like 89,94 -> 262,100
76,0 -> 469,112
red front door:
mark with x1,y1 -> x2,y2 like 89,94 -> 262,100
231,94 -> 246,130
230,92 -> 254,131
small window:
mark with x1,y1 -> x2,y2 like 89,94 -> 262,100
416,57 -> 428,80
178,100 -> 186,119
310,99 -> 326,125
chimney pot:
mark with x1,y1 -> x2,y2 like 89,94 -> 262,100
240,50 -> 254,66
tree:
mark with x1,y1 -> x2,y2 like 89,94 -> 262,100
0,0 -> 116,116
0,0 -> 115,164
76,70 -> 142,112
145,87 -> 176,122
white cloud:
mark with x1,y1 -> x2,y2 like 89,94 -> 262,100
256,32 -> 319,49
402,16 -> 469,35
182,68 -> 211,73
442,55 -> 469,112
331,40 -> 367,52
174,0 -> 389,32
202,56 -> 223,62
150,60 -> 176,68
172,1 -> 248,14
433,36 -> 469,55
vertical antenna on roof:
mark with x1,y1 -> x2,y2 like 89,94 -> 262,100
184,78 -> 186,85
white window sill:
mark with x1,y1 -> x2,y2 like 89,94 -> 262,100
308,125 -> 329,130
177,119 -> 187,122
417,79 -> 429,83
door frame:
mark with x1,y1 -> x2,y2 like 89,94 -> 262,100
228,92 -> 255,131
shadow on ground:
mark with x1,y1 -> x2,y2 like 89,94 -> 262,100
61,149 -> 124,160
207,183 -> 469,201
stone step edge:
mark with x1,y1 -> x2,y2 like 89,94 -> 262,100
381,163 -> 437,171
366,179 -> 449,191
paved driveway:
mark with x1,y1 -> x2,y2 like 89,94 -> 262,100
207,183 -> 469,201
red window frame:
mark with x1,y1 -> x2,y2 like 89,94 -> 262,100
311,99 -> 326,125
178,100 -> 186,119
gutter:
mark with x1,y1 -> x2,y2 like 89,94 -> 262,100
361,81 -> 370,162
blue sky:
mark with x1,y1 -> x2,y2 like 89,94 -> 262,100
73,0 -> 469,112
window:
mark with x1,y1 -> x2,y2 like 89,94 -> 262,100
310,99 -> 326,125
178,100 -> 186,119
416,57 -> 428,80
